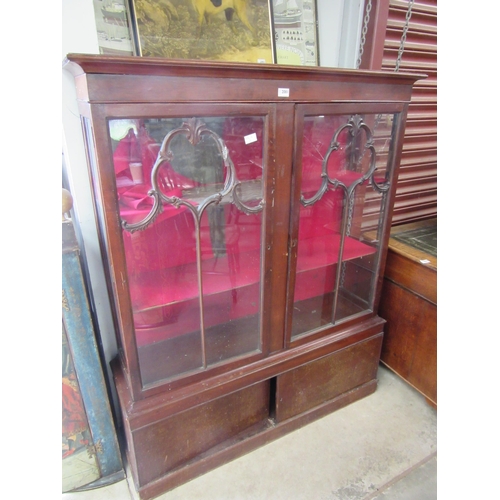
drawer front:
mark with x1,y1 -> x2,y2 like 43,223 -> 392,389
133,381 -> 270,486
276,334 -> 383,422
384,250 -> 437,304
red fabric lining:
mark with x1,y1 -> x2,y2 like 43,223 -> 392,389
112,117 -> 378,346
130,232 -> 375,345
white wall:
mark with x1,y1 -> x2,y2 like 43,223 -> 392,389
337,0 -> 365,68
61,0 -> 364,396
316,0 -> 364,68
62,1 -> 120,393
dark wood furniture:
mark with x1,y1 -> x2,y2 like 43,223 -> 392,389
64,54 -> 422,499
379,218 -> 437,407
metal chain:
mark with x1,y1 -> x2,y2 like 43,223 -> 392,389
342,0 -> 413,289
357,0 -> 414,71
394,0 -> 414,72
353,0 -> 414,164
356,0 -> 373,69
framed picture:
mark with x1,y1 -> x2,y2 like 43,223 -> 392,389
93,0 -> 134,55
272,0 -> 319,66
128,0 -> 275,64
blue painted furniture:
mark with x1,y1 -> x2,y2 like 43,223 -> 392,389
62,189 -> 125,492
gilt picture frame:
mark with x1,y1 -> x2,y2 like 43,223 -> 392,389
127,0 -> 276,64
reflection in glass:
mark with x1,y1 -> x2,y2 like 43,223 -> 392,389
109,116 -> 265,386
291,113 -> 395,338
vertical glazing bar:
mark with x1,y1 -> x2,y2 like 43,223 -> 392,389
193,215 -> 207,369
367,188 -> 388,309
331,185 -> 350,323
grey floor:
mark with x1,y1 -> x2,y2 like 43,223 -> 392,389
62,365 -> 437,500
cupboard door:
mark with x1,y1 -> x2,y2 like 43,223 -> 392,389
288,106 -> 403,341
103,109 -> 274,389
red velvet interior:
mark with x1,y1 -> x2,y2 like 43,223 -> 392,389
112,117 -> 376,346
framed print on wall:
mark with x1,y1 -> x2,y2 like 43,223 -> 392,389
93,0 -> 134,55
128,0 -> 275,64
272,0 -> 319,66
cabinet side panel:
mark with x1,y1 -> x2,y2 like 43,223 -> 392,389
276,334 -> 383,422
132,381 -> 270,486
379,279 -> 437,404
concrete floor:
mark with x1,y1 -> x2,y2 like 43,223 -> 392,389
62,364 -> 437,500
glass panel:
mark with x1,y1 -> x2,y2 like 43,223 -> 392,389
291,113 -> 396,338
109,116 -> 265,386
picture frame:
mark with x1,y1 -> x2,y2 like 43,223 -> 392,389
93,0 -> 134,55
127,0 -> 275,64
272,0 -> 319,66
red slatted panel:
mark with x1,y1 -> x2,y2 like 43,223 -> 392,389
382,0 -> 437,225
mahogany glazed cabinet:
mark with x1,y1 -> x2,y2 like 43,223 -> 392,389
64,54 -> 422,499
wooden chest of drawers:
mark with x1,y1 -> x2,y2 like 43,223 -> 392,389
378,218 -> 437,407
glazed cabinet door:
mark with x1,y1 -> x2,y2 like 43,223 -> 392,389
286,104 -> 406,344
86,103 -> 277,396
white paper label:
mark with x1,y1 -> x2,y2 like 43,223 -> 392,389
278,88 -> 290,98
244,133 -> 258,145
